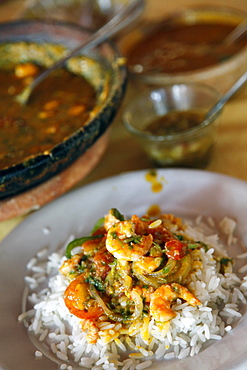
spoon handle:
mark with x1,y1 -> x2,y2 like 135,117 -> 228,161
205,71 -> 247,123
36,0 -> 143,74
16,0 -> 144,105
223,18 -> 247,47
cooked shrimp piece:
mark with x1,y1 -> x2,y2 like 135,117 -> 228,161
132,256 -> 162,274
131,214 -> 150,234
150,284 -> 178,322
106,219 -> 153,261
160,213 -> 184,229
171,283 -> 201,306
59,254 -> 83,277
150,283 -> 201,322
131,285 -> 155,303
93,247 -> 114,280
104,208 -> 124,231
81,318 -> 99,344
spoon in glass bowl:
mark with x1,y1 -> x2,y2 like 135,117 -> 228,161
203,70 -> 247,125
223,18 -> 247,47
16,0 -> 144,105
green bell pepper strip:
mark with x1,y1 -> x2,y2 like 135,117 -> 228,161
65,234 -> 104,259
90,217 -> 104,234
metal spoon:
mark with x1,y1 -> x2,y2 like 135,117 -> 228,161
204,71 -> 247,125
223,18 -> 247,47
16,0 -> 144,105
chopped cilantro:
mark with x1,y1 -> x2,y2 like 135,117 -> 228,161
187,243 -> 200,249
85,275 -> 105,292
141,217 -> 150,222
125,235 -> 142,244
220,257 -> 233,265
187,241 -> 208,251
110,231 -> 118,239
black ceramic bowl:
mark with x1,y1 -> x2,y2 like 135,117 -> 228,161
0,20 -> 127,199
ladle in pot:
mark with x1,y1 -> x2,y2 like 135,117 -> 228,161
16,0 -> 144,105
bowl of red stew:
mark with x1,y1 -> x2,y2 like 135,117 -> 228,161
119,6 -> 247,93
0,20 -> 127,199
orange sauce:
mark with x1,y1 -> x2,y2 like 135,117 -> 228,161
127,22 -> 247,74
147,204 -> 162,217
0,65 -> 97,170
144,110 -> 205,136
145,170 -> 165,193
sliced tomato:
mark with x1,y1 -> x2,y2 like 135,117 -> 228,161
165,239 -> 186,260
64,275 -> 103,320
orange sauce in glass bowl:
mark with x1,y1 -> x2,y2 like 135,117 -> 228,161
126,22 -> 247,75
143,110 -> 206,135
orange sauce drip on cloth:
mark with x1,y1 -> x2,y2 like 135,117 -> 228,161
147,204 -> 162,217
127,22 -> 247,74
145,169 -> 166,193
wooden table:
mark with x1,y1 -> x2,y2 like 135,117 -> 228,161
0,0 -> 247,240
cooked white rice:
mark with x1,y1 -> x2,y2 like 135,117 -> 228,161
18,215 -> 247,369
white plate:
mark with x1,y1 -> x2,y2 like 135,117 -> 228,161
1,168 -> 247,370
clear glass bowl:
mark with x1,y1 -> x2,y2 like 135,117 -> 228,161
119,6 -> 247,94
122,83 -> 222,168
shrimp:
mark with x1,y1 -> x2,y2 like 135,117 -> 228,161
131,285 -> 155,303
81,318 -> 99,344
104,208 -> 124,231
150,283 -> 201,322
132,256 -> 163,274
171,283 -> 201,306
93,247 -> 114,280
106,219 -> 153,261
159,213 -> 184,230
59,254 -> 83,277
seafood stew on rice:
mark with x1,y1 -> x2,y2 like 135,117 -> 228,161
60,208 -> 203,339
19,207 -> 247,369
